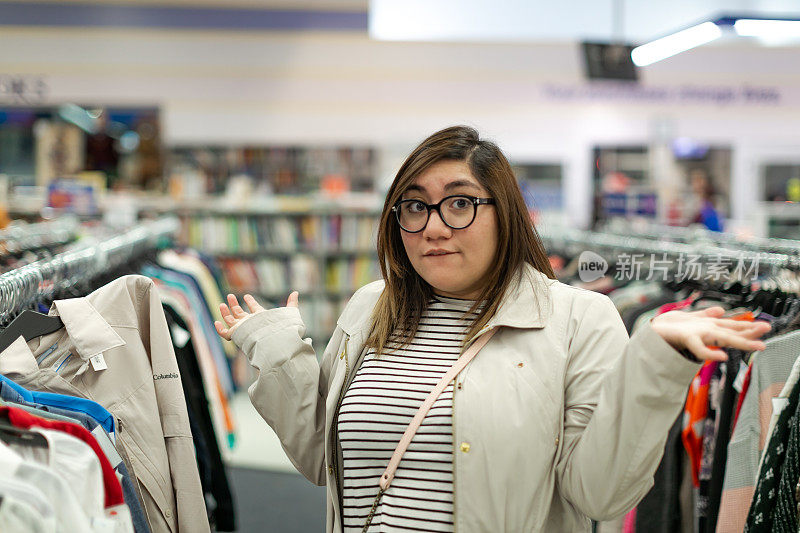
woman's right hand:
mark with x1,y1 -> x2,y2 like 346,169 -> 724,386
214,291 -> 299,341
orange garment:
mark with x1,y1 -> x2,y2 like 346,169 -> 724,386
680,311 -> 755,487
682,360 -> 718,487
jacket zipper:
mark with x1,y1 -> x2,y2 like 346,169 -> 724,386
331,334 -> 350,530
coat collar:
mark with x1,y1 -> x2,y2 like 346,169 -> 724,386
49,298 -> 126,359
337,263 -> 555,336
484,263 -> 555,330
0,297 -> 125,374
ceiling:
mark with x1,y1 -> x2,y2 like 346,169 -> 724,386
1,0 -> 798,46
369,0 -> 800,44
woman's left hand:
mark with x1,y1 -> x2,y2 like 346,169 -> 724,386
650,306 -> 772,362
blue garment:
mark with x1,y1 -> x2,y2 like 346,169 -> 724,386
0,373 -> 115,435
142,265 -> 234,394
0,380 -> 151,533
699,200 -> 723,232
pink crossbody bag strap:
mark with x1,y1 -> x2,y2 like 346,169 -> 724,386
361,327 -> 498,532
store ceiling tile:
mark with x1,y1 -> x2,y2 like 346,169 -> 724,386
369,0 -> 800,43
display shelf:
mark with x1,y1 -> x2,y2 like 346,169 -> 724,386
209,249 -> 378,258
751,202 -> 800,239
224,288 -> 368,299
174,203 -> 382,341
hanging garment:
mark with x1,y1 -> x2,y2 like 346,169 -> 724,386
0,405 -> 124,509
683,361 -> 719,488
142,265 -> 234,396
0,490 -> 52,533
0,435 -> 101,532
744,375 -> 800,532
762,351 -> 800,459
156,250 -> 236,359
22,428 -> 104,521
0,476 -> 57,532
0,380 -> 150,533
164,304 -> 235,532
635,415 -> 686,533
733,361 -> 754,430
155,286 -> 233,450
0,275 -> 208,533
0,374 -> 115,435
767,387 -> 800,532
706,349 -> 748,532
717,329 -> 800,533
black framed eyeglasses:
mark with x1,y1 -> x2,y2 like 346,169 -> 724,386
391,194 -> 496,233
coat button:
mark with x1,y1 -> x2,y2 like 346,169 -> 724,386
165,509 -> 173,519
328,466 -> 334,475
555,436 -> 560,447
517,362 -> 524,368
460,442 -> 470,453
457,382 -> 462,390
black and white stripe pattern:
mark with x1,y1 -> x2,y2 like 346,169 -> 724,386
338,294 -> 482,532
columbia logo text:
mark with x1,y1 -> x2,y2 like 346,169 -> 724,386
153,372 -> 179,380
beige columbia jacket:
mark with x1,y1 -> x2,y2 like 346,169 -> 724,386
231,264 -> 700,532
0,275 -> 208,533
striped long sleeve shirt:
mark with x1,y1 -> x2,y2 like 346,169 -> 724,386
337,294 -> 483,532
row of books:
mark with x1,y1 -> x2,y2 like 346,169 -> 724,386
179,214 -> 378,253
320,214 -> 378,252
217,256 -> 380,295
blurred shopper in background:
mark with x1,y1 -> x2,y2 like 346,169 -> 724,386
689,168 -> 724,232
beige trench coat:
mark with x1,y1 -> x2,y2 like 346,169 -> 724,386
231,264 -> 700,532
0,275 -> 208,533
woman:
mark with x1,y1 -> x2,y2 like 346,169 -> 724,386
689,168 -> 723,232
215,126 -> 770,532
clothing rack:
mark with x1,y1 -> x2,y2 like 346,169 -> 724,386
540,226 -> 800,273
598,219 -> 800,257
0,217 -> 179,323
0,215 -> 80,256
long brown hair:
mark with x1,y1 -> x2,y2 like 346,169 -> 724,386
365,125 -> 555,355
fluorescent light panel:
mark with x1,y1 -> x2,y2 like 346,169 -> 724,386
631,21 -> 722,66
734,19 -> 800,38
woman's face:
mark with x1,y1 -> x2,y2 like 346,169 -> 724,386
399,160 -> 499,300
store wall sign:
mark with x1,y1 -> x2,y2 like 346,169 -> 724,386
0,75 -> 48,104
542,83 -> 782,106
601,192 -> 658,218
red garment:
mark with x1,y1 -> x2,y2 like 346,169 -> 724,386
623,507 -> 637,532
0,405 -> 124,507
657,292 -> 699,315
680,312 -> 756,486
732,362 -> 753,430
682,361 -> 719,487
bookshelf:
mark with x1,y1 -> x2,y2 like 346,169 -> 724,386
172,206 -> 382,347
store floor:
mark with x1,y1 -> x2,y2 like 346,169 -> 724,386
228,466 -> 325,532
226,391 -> 326,532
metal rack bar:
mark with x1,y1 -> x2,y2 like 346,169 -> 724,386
540,226 -> 800,272
0,217 -> 179,323
598,219 -> 800,256
0,215 -> 80,256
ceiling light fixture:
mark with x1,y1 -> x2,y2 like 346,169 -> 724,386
631,21 -> 722,66
734,19 -> 800,38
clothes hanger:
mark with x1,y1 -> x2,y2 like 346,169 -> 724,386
0,409 -> 49,450
0,269 -> 65,354
0,310 -> 64,355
